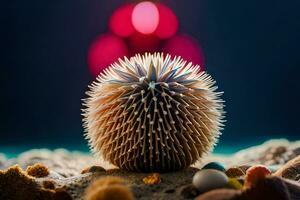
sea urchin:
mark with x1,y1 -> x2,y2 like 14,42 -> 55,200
83,53 -> 224,172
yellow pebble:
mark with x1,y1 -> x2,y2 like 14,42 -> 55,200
142,173 -> 161,185
227,178 -> 243,190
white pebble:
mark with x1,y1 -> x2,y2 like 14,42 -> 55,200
192,169 -> 228,193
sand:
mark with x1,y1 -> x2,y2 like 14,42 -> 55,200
1,139 -> 300,200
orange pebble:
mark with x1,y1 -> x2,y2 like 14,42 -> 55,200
245,165 -> 271,188
142,173 -> 161,185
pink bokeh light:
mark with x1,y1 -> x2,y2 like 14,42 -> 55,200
162,34 -> 205,69
87,34 -> 128,77
131,1 -> 159,35
109,4 -> 135,37
155,4 -> 178,39
128,32 -> 161,56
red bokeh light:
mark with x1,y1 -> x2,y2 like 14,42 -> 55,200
131,1 -> 159,34
87,34 -> 128,77
128,33 -> 161,56
109,4 -> 135,37
162,34 -> 205,69
155,4 -> 178,39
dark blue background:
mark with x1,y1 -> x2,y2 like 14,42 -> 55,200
1,0 -> 300,152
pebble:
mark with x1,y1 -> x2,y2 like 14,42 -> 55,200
225,167 -> 245,178
192,169 -> 228,193
245,165 -> 272,188
201,162 -> 226,172
142,173 -> 161,185
226,178 -> 243,189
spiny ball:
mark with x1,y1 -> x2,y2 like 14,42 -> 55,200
83,53 -> 224,172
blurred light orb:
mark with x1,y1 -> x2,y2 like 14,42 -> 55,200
128,33 -> 160,56
109,4 -> 135,37
87,34 -> 128,77
155,4 -> 178,39
163,34 -> 205,69
131,1 -> 159,34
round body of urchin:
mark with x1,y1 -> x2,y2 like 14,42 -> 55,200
83,53 -> 224,172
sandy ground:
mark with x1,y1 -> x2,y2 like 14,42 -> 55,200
0,139 -> 299,200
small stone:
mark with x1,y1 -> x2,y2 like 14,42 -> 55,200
245,165 -> 272,188
142,173 -> 161,185
226,178 -> 243,189
179,184 -> 199,199
225,167 -> 245,178
202,162 -> 226,172
192,169 -> 228,193
81,165 -> 105,174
